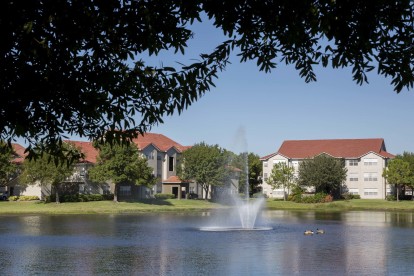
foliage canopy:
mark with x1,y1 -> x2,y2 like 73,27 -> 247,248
267,162 -> 295,200
88,142 -> 156,202
177,142 -> 228,199
383,158 -> 412,200
298,154 -> 347,195
0,142 -> 18,186
20,143 -> 80,203
2,1 -> 413,160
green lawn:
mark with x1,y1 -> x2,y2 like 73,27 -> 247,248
0,199 -> 226,215
265,199 -> 414,211
1,198 -> 414,215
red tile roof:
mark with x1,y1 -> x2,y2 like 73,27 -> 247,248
259,152 -> 277,161
132,133 -> 188,152
66,141 -> 99,163
163,175 -> 189,183
11,143 -> 27,164
274,138 -> 394,159
66,133 -> 189,164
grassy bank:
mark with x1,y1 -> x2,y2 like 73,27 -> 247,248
1,199 -> 414,215
266,199 -> 414,212
0,199 -> 225,215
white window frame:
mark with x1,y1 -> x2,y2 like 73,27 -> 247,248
348,159 -> 358,166
364,188 -> 378,196
349,173 -> 358,182
364,172 -> 378,182
363,158 -> 378,166
348,188 -> 359,195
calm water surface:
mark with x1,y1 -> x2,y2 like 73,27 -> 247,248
1,210 -> 414,276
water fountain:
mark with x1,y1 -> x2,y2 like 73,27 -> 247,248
200,131 -> 272,231
199,195 -> 271,231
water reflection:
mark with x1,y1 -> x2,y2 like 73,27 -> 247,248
1,211 -> 414,275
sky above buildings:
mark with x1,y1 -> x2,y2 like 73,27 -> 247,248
149,17 -> 414,157
15,16 -> 414,158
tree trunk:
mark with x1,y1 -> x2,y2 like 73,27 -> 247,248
113,183 -> 118,202
55,184 -> 60,204
396,184 -> 399,202
203,184 -> 209,199
283,184 -> 286,201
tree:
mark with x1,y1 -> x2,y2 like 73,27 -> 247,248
395,152 -> 414,200
20,143 -> 80,203
248,153 -> 263,196
383,158 -> 411,201
267,163 -> 295,201
298,154 -> 347,196
88,142 -> 156,202
0,142 -> 17,187
2,1 -> 414,160
177,142 -> 228,199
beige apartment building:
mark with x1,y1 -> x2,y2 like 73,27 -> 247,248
260,138 -> 395,199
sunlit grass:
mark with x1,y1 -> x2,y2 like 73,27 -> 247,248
1,198 -> 414,215
0,199 -> 225,215
265,199 -> 414,211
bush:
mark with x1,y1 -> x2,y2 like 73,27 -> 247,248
252,192 -> 267,198
187,192 -> 199,199
386,195 -> 397,201
154,193 -> 175,199
342,193 -> 361,200
8,196 -> 19,201
288,185 -> 305,202
47,193 -> 114,202
7,195 -> 39,201
291,192 -> 331,203
19,196 -> 40,201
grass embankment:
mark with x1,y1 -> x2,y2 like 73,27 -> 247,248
266,199 -> 414,212
0,199 -> 225,215
1,199 -> 414,215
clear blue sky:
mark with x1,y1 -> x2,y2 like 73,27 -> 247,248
16,17 -> 414,157
148,18 -> 414,157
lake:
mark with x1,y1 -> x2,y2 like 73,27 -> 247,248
1,210 -> 414,275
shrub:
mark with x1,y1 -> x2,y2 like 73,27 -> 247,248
324,194 -> 333,203
288,185 -> 305,202
292,192 -> 330,203
7,195 -> 39,201
252,192 -> 267,198
386,195 -> 397,201
154,193 -> 175,199
46,193 -> 114,202
19,196 -> 40,201
342,193 -> 361,200
8,196 -> 19,201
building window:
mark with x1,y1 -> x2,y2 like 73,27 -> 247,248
349,159 -> 358,166
348,188 -> 359,195
119,186 -> 131,196
145,152 -> 155,160
349,173 -> 358,181
364,188 -> 378,196
157,155 -> 162,160
169,156 -> 174,171
364,173 -> 378,182
364,158 -> 378,166
264,173 -> 268,181
264,162 -> 268,167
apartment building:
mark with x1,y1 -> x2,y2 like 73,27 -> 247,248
8,133 -> 192,200
260,138 -> 394,199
